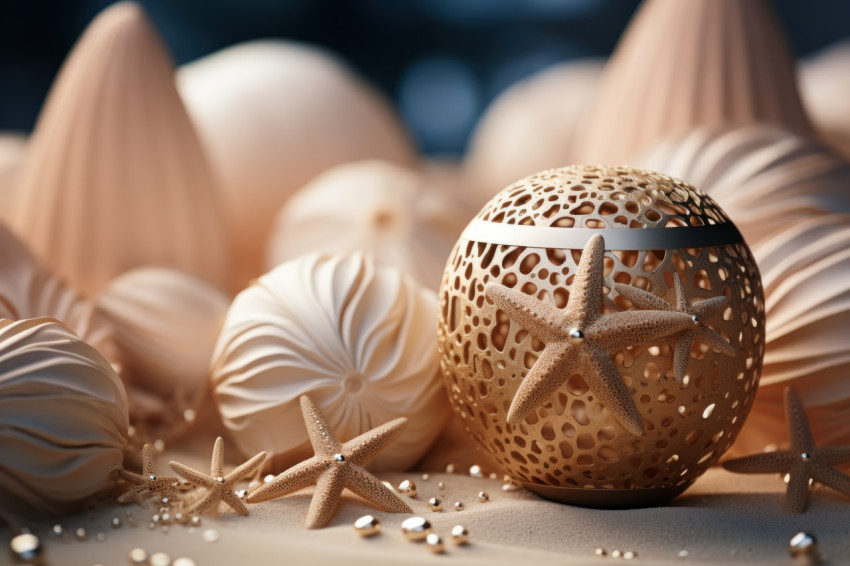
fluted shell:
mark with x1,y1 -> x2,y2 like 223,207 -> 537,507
0,221 -> 120,369
211,252 -> 451,472
97,266 -> 229,407
0,133 -> 26,223
730,214 -> 850,453
178,40 -> 417,290
465,60 -> 603,207
799,40 -> 850,158
0,317 -> 129,518
13,2 -> 230,297
578,0 -> 810,164
266,160 -> 467,290
633,125 -> 850,245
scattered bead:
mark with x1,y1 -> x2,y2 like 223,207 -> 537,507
111,517 -> 121,529
10,533 -> 42,563
451,525 -> 469,545
477,491 -> 490,502
595,548 -> 607,557
153,439 -> 166,453
789,532 -> 818,557
236,489 -> 247,499
445,463 -> 456,474
263,474 -> 276,483
678,550 -> 689,559
203,529 -> 220,543
426,533 -> 445,554
149,552 -> 171,566
174,512 -> 188,525
148,522 -> 156,530
421,473 -> 430,481
152,514 -> 161,524
173,558 -> 198,566
427,497 -> 443,512
469,465 -> 483,478
161,497 -> 170,506
190,516 -> 202,527
95,532 -> 106,541
398,479 -> 417,498
128,548 -> 148,564
75,528 -> 87,541
51,524 -> 64,537
501,483 -> 521,492
453,501 -> 465,511
401,517 -> 432,541
611,550 -> 622,558
489,473 -> 498,480
353,515 -> 381,537
437,482 -> 445,490
623,551 -> 636,559
183,409 -> 197,423
161,526 -> 170,534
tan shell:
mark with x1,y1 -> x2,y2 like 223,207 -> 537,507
0,133 -> 26,223
0,317 -> 128,518
800,40 -> 850,159
97,266 -> 229,407
465,60 -> 603,207
178,40 -> 417,290
266,160 -> 467,290
578,0 -> 810,164
211,252 -> 451,472
13,2 -> 230,297
438,165 -> 764,498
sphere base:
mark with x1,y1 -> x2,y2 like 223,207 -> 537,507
523,482 -> 691,509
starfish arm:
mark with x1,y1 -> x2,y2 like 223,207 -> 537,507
673,275 -> 689,312
690,296 -> 729,319
816,446 -> 850,465
722,451 -> 796,474
141,444 -> 155,476
221,490 -> 251,516
226,451 -> 268,483
784,466 -> 811,514
673,334 -> 695,383
117,469 -> 146,485
210,437 -> 225,478
810,463 -> 850,497
566,234 -> 606,322
300,396 -> 343,457
485,283 -> 565,338
614,283 -> 673,311
306,466 -> 346,529
506,345 -> 573,427
188,488 -> 223,516
345,464 -> 413,514
246,458 -> 325,503
592,310 -> 692,351
344,419 -> 408,466
784,388 -> 814,454
117,485 -> 147,504
696,327 -> 736,357
169,461 -> 215,487
581,346 -> 645,436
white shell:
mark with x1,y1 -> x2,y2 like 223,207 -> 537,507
13,3 -> 230,297
211,252 -> 451,472
0,317 -> 128,517
97,266 -> 229,405
178,40 -> 416,289
266,160 -> 466,290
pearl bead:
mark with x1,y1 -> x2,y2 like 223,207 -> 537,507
401,517 -> 432,541
333,453 -> 346,465
451,525 -> 469,545
454,501 -> 465,511
398,479 -> 417,498
789,532 -> 818,557
427,497 -> 443,511
469,465 -> 483,478
477,491 -> 490,502
10,534 -> 42,562
353,515 -> 381,537
569,328 -> 585,342
426,533 -> 445,554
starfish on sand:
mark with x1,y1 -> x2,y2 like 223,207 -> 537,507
484,234 -> 694,435
117,443 -> 180,504
246,396 -> 412,529
169,437 -> 266,516
615,275 -> 735,383
723,387 -> 850,514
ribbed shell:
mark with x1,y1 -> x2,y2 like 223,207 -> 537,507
266,160 -> 466,291
13,2 -> 229,297
0,317 -> 128,518
579,0 -> 810,164
211,252 -> 451,472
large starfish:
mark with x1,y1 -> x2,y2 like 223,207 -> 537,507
615,275 -> 735,383
169,437 -> 266,516
117,443 -> 180,504
246,396 -> 412,529
723,387 -> 850,514
484,234 -> 693,435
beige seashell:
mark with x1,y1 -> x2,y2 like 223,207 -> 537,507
266,160 -> 466,290
13,2 -> 230,297
0,317 -> 129,518
0,133 -> 26,223
211,252 -> 451,472
178,40 -> 417,290
799,40 -> 850,159
578,0 -> 810,164
97,266 -> 229,408
633,125 -> 850,245
0,221 -> 119,369
465,60 -> 603,207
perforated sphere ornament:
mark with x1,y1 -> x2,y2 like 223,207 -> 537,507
437,165 -> 766,508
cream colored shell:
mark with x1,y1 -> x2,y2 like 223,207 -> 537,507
13,2 -> 230,297
211,252 -> 451,472
266,160 -> 466,290
0,133 -> 26,223
800,40 -> 850,158
0,317 -> 128,518
178,40 -> 417,290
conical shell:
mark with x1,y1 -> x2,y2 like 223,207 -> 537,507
266,160 -> 466,290
0,133 -> 26,223
0,317 -> 128,518
178,40 -> 417,290
579,0 -> 810,164
13,2 -> 230,297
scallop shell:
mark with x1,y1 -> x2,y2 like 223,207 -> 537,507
178,40 -> 417,290
0,317 -> 128,518
578,0 -> 810,164
13,2 -> 230,297
266,160 -> 466,290
211,252 -> 451,472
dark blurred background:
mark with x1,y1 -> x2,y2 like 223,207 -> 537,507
1,0 -> 848,155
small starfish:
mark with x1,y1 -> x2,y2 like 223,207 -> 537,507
117,443 -> 180,504
615,275 -> 735,382
169,437 -> 266,516
246,396 -> 412,529
484,234 -> 693,435
723,387 -> 850,513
